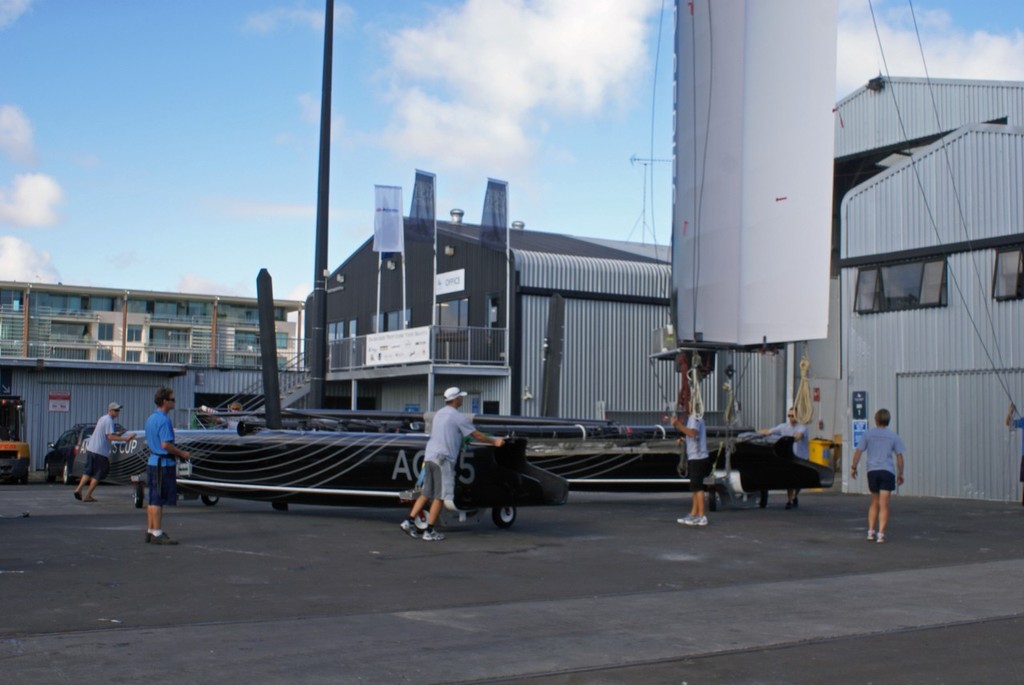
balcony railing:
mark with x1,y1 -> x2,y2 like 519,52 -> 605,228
329,325 -> 506,372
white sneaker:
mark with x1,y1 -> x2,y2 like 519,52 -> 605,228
399,519 -> 420,539
421,529 -> 445,541
876,532 -> 886,544
695,516 -> 708,526
677,515 -> 695,526
866,529 -> 876,541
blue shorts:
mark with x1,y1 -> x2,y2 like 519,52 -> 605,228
688,457 -> 712,491
147,464 -> 178,506
867,470 -> 896,493
83,451 -> 110,480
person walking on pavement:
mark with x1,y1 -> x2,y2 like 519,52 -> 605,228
674,406 -> 710,527
850,408 -> 905,544
74,402 -> 135,502
399,387 -> 504,541
757,406 -> 810,509
144,387 -> 190,545
1005,402 -> 1024,507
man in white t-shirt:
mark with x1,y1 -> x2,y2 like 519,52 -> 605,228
74,402 -> 136,502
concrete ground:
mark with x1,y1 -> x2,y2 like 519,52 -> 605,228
1,477 -> 1022,684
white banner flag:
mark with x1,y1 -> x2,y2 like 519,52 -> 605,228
373,185 -> 404,253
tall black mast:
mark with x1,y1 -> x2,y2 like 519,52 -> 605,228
309,0 -> 334,407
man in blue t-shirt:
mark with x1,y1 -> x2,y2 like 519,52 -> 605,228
850,408 -> 906,544
1004,402 -> 1024,507
143,387 -> 190,545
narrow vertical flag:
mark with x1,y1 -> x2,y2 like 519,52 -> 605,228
373,185 -> 404,253
480,178 -> 508,251
407,170 -> 435,243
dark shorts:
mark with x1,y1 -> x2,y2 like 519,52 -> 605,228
147,464 -> 178,506
688,457 -> 712,492
83,451 -> 110,480
868,469 -> 896,493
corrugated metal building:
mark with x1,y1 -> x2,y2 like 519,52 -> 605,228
839,76 -> 1024,503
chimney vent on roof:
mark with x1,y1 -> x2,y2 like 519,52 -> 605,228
512,220 -> 525,230
450,208 -> 464,224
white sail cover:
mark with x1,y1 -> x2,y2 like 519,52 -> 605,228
672,0 -> 837,346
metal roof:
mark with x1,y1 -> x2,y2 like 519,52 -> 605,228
435,222 -> 669,264
835,76 -> 1024,160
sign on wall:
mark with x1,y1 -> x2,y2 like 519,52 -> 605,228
365,326 -> 431,367
48,390 -> 71,412
436,269 -> 465,296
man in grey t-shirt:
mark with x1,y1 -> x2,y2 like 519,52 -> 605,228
400,387 -> 504,541
74,402 -> 135,502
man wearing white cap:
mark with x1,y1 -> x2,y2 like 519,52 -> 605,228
74,402 -> 136,502
400,387 -> 504,541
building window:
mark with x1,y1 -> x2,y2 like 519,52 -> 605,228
126,324 -> 143,342
993,248 -> 1024,301
95,348 -> 112,361
854,259 -> 947,313
125,350 -> 142,362
97,323 -> 114,341
437,298 -> 469,327
348,319 -> 357,337
488,295 -> 500,328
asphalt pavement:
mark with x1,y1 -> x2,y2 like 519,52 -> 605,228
1,477 -> 1022,684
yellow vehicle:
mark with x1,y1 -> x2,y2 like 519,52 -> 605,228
0,395 -> 30,484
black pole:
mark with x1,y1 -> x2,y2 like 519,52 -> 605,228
309,0 -> 334,408
256,269 -> 283,429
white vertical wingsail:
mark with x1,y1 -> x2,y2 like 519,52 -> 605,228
673,0 -> 837,346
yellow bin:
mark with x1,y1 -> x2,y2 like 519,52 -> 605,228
809,439 -> 832,467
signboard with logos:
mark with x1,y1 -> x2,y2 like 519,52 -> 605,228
365,326 -> 430,367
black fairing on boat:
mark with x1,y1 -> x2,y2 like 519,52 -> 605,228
455,437 -> 569,509
729,434 -> 834,491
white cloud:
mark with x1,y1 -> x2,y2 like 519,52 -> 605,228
380,0 -> 659,172
0,0 -> 31,30
177,273 -> 250,298
837,1 -> 1024,97
0,173 -> 63,226
242,4 -> 354,34
0,236 -> 59,282
0,105 -> 35,164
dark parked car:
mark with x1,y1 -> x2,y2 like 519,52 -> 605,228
43,422 -> 131,484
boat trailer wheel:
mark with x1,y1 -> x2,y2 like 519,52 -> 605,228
491,505 -> 516,529
200,494 -> 219,506
132,481 -> 145,509
414,510 -> 429,531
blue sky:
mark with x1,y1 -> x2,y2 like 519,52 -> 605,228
2,0 -> 1024,303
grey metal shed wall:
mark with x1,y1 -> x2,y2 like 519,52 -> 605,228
892,370 -> 1022,502
10,368 -> 191,471
841,246 -> 1024,500
835,77 -> 1024,159
518,294 -> 676,421
842,124 -> 1024,259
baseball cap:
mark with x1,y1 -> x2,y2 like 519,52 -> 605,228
443,387 -> 468,402
108,402 -> 122,411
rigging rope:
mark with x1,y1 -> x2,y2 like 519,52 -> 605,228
688,351 -> 705,419
793,350 -> 813,425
